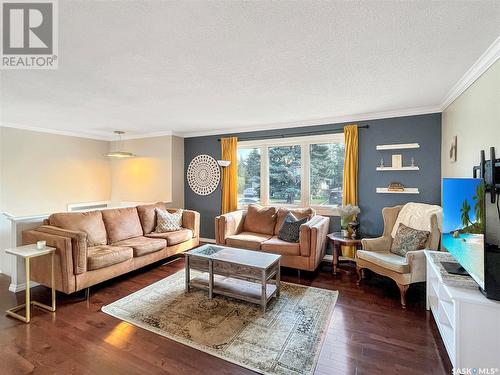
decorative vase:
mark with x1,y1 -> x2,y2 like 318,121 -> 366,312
341,214 -> 355,237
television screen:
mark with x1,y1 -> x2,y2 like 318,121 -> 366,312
442,178 -> 485,289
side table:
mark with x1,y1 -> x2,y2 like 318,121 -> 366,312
5,244 -> 56,323
327,232 -> 365,275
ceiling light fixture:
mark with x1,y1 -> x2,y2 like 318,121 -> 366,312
106,131 -> 136,158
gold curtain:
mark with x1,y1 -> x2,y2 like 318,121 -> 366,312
341,125 -> 359,258
221,137 -> 238,214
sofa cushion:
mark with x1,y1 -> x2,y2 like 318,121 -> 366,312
243,204 -> 276,235
226,232 -> 272,250
261,236 -> 300,256
137,202 -> 168,234
274,207 -> 315,235
155,208 -> 183,232
113,236 -> 166,257
278,213 -> 308,243
146,228 -> 193,246
49,211 -> 107,247
87,245 -> 133,271
101,207 -> 143,243
356,250 -> 410,274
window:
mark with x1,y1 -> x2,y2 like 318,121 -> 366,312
310,143 -> 344,206
237,148 -> 261,205
236,134 -> 344,213
269,145 -> 301,205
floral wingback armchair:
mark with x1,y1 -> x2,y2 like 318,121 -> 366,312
356,203 -> 442,308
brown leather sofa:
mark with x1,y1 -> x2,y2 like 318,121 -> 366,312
215,205 -> 330,271
22,203 -> 200,294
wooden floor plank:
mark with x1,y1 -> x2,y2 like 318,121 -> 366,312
0,257 -> 452,374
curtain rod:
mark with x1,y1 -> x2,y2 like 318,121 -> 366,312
217,124 -> 369,142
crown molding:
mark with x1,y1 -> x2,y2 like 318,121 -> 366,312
0,122 -> 113,140
120,130 -> 174,140
440,35 -> 500,111
179,105 -> 442,138
0,122 -> 179,141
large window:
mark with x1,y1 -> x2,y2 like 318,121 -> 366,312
236,134 -> 344,213
237,148 -> 261,205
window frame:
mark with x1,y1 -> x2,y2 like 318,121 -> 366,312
237,133 -> 344,215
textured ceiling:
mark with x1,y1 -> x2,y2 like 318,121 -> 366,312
1,1 -> 499,139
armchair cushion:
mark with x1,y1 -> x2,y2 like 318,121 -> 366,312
113,236 -> 166,257
261,236 -> 300,256
390,223 -> 430,256
87,245 -> 133,271
226,232 -> 271,250
242,204 -> 276,235
356,250 -> 410,274
146,228 -> 193,246
48,210 -> 107,247
102,207 -> 143,243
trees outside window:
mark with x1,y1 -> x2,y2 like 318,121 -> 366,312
236,135 -> 344,212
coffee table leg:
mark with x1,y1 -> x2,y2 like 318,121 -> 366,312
261,270 -> 267,313
208,260 -> 213,299
185,255 -> 190,292
276,261 -> 281,297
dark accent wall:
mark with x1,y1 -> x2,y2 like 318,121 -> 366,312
185,113 -> 442,239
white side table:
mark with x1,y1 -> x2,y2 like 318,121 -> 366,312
5,244 -> 56,323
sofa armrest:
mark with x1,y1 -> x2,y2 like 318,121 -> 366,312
406,250 -> 427,283
22,229 -> 76,294
299,215 -> 329,258
182,210 -> 200,238
36,225 -> 87,274
215,210 -> 246,244
361,236 -> 392,252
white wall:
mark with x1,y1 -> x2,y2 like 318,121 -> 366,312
0,127 -> 185,277
442,59 -> 500,245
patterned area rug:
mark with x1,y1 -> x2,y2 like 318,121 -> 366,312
102,271 -> 338,375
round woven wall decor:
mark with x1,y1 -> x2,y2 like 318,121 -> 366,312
187,154 -> 221,195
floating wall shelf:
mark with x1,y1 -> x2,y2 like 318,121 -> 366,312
376,188 -> 420,194
376,143 -> 420,151
376,166 -> 420,171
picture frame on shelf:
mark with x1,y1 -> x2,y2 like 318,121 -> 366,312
392,154 -> 402,168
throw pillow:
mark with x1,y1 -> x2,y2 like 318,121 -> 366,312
278,213 -> 308,243
390,223 -> 430,256
155,208 -> 183,232
242,204 -> 277,235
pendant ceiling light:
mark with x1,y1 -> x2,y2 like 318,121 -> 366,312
106,131 -> 136,158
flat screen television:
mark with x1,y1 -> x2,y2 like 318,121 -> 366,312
442,178 -> 500,300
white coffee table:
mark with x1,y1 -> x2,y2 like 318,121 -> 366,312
5,244 -> 56,323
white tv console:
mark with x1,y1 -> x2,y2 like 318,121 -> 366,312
425,250 -> 500,369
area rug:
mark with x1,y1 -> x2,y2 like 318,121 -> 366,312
102,271 -> 338,375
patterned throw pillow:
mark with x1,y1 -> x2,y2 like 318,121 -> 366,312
155,208 -> 183,232
278,213 -> 308,243
390,223 -> 430,256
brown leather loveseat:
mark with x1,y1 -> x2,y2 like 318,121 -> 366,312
215,204 -> 330,271
23,202 -> 200,294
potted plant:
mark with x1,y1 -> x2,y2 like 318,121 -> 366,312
338,205 -> 361,237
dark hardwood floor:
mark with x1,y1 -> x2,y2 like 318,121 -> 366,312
0,257 -> 452,374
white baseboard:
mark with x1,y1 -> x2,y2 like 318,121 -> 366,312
9,281 -> 40,293
200,237 -> 216,244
